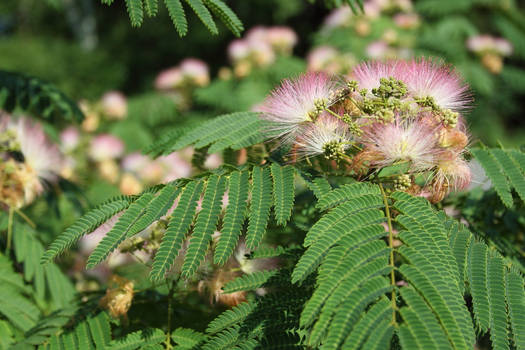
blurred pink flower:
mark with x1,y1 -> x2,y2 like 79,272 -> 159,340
89,134 -> 125,162
154,67 -> 184,90
180,58 -> 210,87
60,126 -> 80,152
101,91 -> 127,120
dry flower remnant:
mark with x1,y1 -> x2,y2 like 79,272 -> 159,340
258,58 -> 473,202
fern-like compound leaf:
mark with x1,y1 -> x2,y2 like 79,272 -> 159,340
86,193 -> 155,268
171,327 -> 207,348
143,0 -> 159,16
182,175 -> 227,277
472,148 -> 514,207
271,164 -> 295,226
127,184 -> 181,238
106,328 -> 165,349
205,302 -> 255,334
165,0 -> 188,36
214,171 -> 249,265
146,112 -> 262,156
202,0 -> 244,37
184,0 -> 218,35
487,253 -> 510,350
0,70 -> 84,122
246,166 -> 273,250
87,312 -> 111,349
491,148 -> 525,203
41,199 -> 131,263
125,0 -> 144,27
150,181 -> 203,281
222,269 -> 279,293
468,242 -> 491,332
505,269 -> 525,349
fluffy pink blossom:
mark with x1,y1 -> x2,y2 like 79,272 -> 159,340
431,151 -> 472,202
101,91 -> 127,120
154,67 -> 184,90
352,60 -> 407,91
2,116 -> 63,182
228,39 -> 251,61
180,58 -> 210,87
467,35 -> 513,56
393,13 -> 420,29
1,115 -> 64,206
295,114 -> 352,158
403,59 -> 471,112
89,134 -> 125,162
257,72 -> 341,142
366,41 -> 390,59
358,116 -> 439,171
60,126 -> 80,152
266,26 -> 298,53
323,6 -> 353,29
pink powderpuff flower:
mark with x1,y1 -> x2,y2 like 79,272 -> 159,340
60,126 -> 80,152
180,58 -> 210,87
13,117 -> 64,182
351,60 -> 407,91
266,26 -> 298,54
307,46 -> 339,72
467,35 -> 513,56
121,152 -> 150,174
365,41 -> 390,60
431,150 -> 472,202
358,116 -> 439,172
257,72 -> 341,143
100,91 -> 127,120
494,38 -> 513,56
403,58 -> 471,112
89,134 -> 125,162
158,153 -> 192,182
1,115 -> 64,206
154,67 -> 184,91
323,6 -> 353,29
295,114 -> 352,159
394,13 -> 420,29
228,39 -> 251,62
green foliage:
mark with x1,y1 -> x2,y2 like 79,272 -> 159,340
103,0 -> 243,36
472,147 -> 525,207
0,70 -> 84,122
45,164 -> 297,281
146,112 -> 266,157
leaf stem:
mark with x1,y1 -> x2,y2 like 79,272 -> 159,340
379,183 -> 397,326
165,279 -> 176,350
5,207 -> 14,254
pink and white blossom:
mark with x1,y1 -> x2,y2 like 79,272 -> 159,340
89,134 -> 125,162
295,114 -> 352,158
358,116 -> 439,171
257,72 -> 341,142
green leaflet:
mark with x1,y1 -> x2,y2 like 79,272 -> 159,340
214,171 -> 249,265
246,166 -> 273,250
182,175 -> 227,277
271,164 -> 295,226
87,193 -> 155,268
41,199 -> 131,263
150,181 -> 203,281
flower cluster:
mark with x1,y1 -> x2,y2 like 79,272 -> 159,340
466,35 -> 513,74
307,46 -> 357,75
155,58 -> 210,91
226,26 -> 297,78
258,58 -> 472,202
0,114 -> 64,208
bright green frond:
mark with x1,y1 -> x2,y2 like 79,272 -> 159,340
246,166 -> 272,250
150,181 -> 203,281
182,175 -> 226,277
